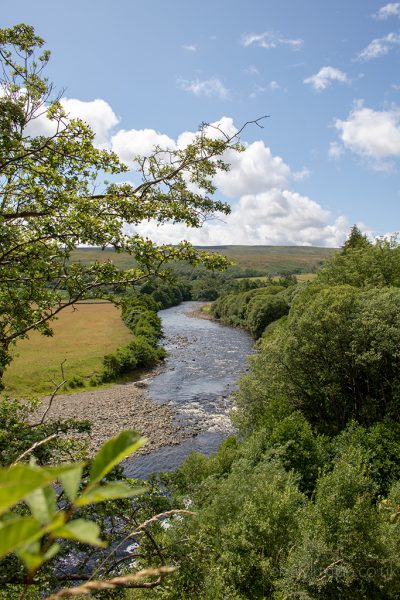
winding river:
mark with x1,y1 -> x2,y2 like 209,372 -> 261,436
124,301 -> 253,478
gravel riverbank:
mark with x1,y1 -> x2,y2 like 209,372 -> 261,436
33,368 -> 192,456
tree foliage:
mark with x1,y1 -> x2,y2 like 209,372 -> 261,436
235,284 -> 400,434
318,235 -> 400,288
0,23 -> 249,380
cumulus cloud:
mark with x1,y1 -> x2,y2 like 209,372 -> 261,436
111,128 -> 176,166
24,101 -> 348,246
62,98 -> 119,146
356,32 -> 400,61
123,117 -> 347,247
241,31 -> 303,50
177,77 -> 228,99
304,66 -> 349,91
292,167 -> 311,181
373,2 -> 400,19
335,102 -> 400,159
135,191 -> 348,247
25,97 -> 119,147
215,141 -> 291,197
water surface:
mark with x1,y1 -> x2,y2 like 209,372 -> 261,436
124,302 -> 253,478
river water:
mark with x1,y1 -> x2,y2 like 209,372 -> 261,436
124,302 -> 253,478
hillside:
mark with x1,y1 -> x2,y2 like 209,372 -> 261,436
71,245 -> 335,275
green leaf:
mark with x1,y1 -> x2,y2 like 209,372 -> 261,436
60,465 -> 83,502
17,540 -> 61,570
0,516 -> 42,558
89,431 -> 145,484
26,485 -> 56,524
55,519 -> 106,547
16,540 -> 44,571
44,463 -> 85,478
0,464 -> 59,515
75,482 -> 144,506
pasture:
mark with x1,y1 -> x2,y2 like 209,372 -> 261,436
3,303 -> 132,397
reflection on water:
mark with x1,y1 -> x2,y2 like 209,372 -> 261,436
124,302 -> 253,478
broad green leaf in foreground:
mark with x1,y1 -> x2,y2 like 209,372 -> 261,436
75,481 -> 144,506
0,465 -> 59,515
89,430 -> 146,484
0,463 -> 85,515
55,519 -> 106,547
0,516 -> 45,558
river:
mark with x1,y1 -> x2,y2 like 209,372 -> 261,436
124,301 -> 253,478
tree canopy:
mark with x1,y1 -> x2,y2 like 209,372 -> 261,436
0,23 -> 252,379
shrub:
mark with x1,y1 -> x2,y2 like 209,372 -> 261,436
246,294 -> 289,338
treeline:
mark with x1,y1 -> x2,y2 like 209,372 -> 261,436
134,231 -> 400,599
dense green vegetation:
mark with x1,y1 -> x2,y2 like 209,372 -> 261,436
212,283 -> 291,337
130,230 -> 400,600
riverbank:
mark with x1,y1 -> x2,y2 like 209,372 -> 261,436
32,367 -> 192,456
185,302 -> 213,320
32,301 -> 253,472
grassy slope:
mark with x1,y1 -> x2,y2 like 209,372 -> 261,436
71,246 -> 335,274
4,303 -> 132,397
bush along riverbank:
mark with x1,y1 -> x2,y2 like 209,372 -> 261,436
90,293 -> 167,385
212,282 -> 296,339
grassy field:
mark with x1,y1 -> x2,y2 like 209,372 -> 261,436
71,245 -> 335,274
4,303 -> 133,398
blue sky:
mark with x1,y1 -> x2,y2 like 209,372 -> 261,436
4,0 -> 400,246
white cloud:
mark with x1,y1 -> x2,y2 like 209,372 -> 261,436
373,3 -> 400,19
111,128 -> 176,166
356,32 -> 400,61
126,117 -> 347,247
61,98 -> 119,146
215,141 -> 291,197
135,191 -> 348,247
249,81 -> 281,98
329,141 -> 345,160
182,44 -> 197,51
177,77 -> 228,99
241,31 -> 303,50
24,101 -> 348,246
292,167 -> 311,181
25,97 -> 119,147
335,102 -> 400,159
304,66 -> 349,91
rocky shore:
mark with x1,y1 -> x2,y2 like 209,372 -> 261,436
33,369 -> 192,456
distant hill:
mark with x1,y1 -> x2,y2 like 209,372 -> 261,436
71,245 -> 336,275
